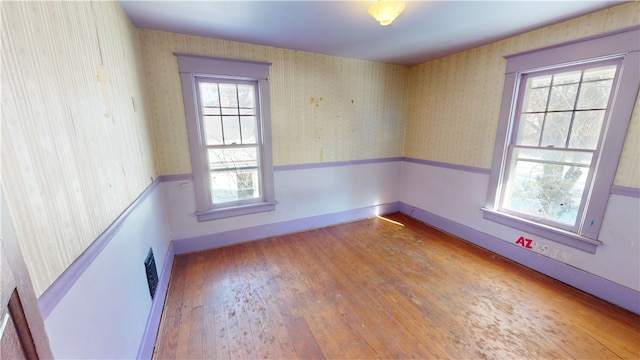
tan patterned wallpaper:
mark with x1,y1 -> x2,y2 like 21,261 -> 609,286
405,2 -> 640,188
1,1 -> 157,295
616,96 -> 640,188
139,30 -> 409,174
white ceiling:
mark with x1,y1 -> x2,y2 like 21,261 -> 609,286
119,0 -> 627,66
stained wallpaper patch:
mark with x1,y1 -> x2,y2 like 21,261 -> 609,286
2,1 -> 157,295
141,2 -> 639,187
140,30 -> 410,175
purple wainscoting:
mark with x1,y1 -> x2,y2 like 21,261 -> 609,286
274,157 -> 405,172
402,157 -> 491,175
399,203 -> 640,314
38,156 -> 640,359
137,242 -> 176,360
38,178 -> 162,319
610,185 -> 640,198
41,177 -> 172,359
172,202 -> 401,254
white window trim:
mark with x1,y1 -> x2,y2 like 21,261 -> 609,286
176,53 -> 277,221
483,26 -> 640,253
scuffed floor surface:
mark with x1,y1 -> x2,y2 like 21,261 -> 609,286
154,213 -> 640,359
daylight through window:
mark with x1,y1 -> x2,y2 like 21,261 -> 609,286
483,26 -> 640,252
198,80 -> 262,205
177,54 -> 276,221
500,60 -> 620,231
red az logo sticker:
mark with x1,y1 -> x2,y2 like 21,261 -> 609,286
516,236 -> 533,249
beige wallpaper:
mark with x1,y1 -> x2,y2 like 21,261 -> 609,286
1,1 -> 157,296
405,2 -> 640,188
616,96 -> 640,188
139,30 -> 409,174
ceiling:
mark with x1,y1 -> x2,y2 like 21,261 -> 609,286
119,0 -> 627,66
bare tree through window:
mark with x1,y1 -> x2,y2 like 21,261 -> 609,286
503,63 -> 617,227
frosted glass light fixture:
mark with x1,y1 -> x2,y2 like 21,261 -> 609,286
368,1 -> 406,26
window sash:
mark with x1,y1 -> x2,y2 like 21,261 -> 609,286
205,144 -> 264,208
194,77 -> 266,209
497,57 -> 622,236
509,58 -> 621,148
499,145 -> 597,232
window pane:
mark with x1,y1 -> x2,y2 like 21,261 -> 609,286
516,113 -> 543,146
203,107 -> 220,116
199,82 -> 220,108
241,116 -> 257,144
503,148 -> 592,226
237,84 -> 255,109
203,116 -> 223,145
208,147 -> 261,204
240,108 -> 255,116
222,107 -> 238,115
219,83 -> 238,108
222,116 -> 241,144
548,71 -> 581,111
541,112 -> 572,148
582,65 -> 616,82
576,65 -> 616,110
522,75 -> 551,112
576,79 -> 613,110
568,110 -> 605,149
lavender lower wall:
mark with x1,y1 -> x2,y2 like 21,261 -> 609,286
400,160 -> 640,313
40,179 -> 172,359
39,160 -> 402,359
174,202 -> 400,254
399,203 -> 640,314
38,159 -> 639,360
161,159 -> 639,315
137,242 -> 175,359
163,160 -> 403,244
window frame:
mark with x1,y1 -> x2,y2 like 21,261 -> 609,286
499,58 -> 622,232
482,26 -> 640,253
176,53 -> 277,221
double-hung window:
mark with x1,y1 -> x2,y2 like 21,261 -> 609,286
483,27 -> 640,253
177,54 -> 277,221
503,60 -> 620,231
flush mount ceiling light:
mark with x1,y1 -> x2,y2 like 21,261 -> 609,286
368,1 -> 406,26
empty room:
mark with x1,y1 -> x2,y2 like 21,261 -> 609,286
1,0 -> 639,358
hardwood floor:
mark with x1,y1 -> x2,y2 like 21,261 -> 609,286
153,213 -> 640,359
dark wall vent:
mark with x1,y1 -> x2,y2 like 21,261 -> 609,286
144,248 -> 159,299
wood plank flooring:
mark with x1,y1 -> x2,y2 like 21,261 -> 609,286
153,213 -> 640,359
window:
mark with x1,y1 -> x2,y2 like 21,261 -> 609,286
483,27 -> 640,253
177,54 -> 277,221
503,60 -> 620,230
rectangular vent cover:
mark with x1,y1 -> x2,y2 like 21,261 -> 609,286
144,248 -> 158,299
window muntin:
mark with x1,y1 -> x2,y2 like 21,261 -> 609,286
498,59 -> 621,233
196,78 -> 264,207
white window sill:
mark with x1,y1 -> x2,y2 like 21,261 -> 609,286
481,208 -> 602,254
197,201 -> 277,221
